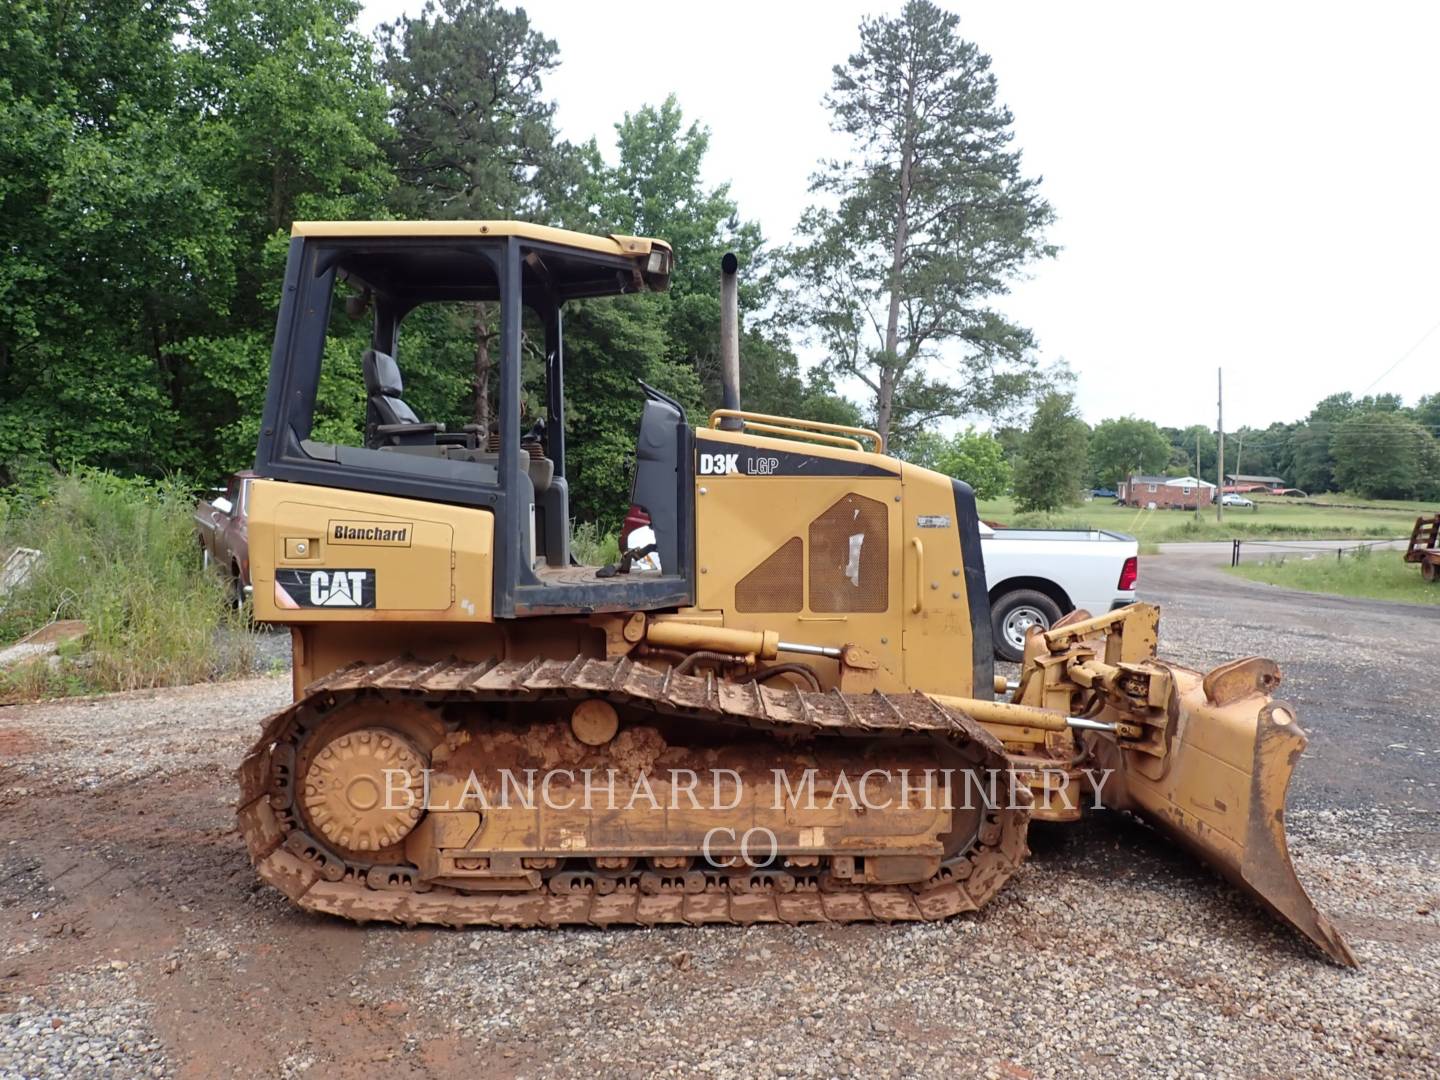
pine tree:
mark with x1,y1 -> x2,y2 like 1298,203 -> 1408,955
789,0 -> 1054,446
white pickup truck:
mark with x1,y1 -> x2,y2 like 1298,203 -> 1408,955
979,524 -> 1138,661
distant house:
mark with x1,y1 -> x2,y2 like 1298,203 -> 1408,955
1224,473 -> 1285,493
1119,474 -> 1217,510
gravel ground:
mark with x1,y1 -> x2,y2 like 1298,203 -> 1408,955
2,975 -> 167,1079
248,629 -> 293,675
1,558 -> 1437,1078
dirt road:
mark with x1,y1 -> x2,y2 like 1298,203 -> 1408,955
1,556 -> 1437,1078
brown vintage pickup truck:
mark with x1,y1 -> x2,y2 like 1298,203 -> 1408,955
194,471 -> 253,605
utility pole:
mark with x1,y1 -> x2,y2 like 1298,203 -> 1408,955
1216,367 -> 1225,523
1196,431 -> 1202,522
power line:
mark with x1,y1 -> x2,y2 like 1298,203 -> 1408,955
1200,423 -> 1440,439
1207,419 -> 1440,429
1158,420 -> 1440,434
1216,427 -> 1440,441
1360,315 -> 1440,394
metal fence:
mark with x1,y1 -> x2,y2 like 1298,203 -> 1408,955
1229,538 -> 1400,567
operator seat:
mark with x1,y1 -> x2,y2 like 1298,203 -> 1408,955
363,348 -> 439,447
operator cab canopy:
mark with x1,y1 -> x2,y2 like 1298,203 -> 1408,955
294,220 -> 673,304
254,220 -> 691,619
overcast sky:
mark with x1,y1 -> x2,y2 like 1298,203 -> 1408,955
361,1 -> 1440,431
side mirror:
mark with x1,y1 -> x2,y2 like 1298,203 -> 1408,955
212,497 -> 233,515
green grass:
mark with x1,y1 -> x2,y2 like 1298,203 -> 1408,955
0,470 -> 256,699
1227,545 -> 1440,605
570,520 -> 620,567
975,493 -> 1433,544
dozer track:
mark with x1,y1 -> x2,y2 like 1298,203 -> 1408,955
237,656 -> 1032,927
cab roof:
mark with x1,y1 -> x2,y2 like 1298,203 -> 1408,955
291,220 -> 672,299
291,220 -> 669,261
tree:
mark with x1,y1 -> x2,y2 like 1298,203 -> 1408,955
0,0 -> 210,476
1227,422 -> 1291,483
1331,410 -> 1437,499
992,424 -> 1026,464
593,98 -> 759,400
381,0 -> 564,221
1287,424 -> 1333,493
1013,393 -> 1088,513
1413,393 -> 1440,432
788,0 -> 1054,446
905,429 -> 1011,499
381,0 -> 575,429
1090,417 -> 1170,489
1285,393 -> 1363,494
794,373 -> 867,429
594,96 -> 854,423
0,0 -> 393,482
725,332 -> 855,424
195,0 -> 391,256
569,97 -> 859,514
181,0 -> 392,470
560,296 -> 701,527
1160,424 -> 1219,480
600,98 -> 760,305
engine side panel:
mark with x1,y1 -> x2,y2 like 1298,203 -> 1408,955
249,479 -> 495,625
692,429 -> 986,698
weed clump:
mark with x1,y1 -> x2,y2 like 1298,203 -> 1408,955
0,470 -> 255,698
570,520 -> 621,567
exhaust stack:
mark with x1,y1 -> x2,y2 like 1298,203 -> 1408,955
719,252 -> 742,430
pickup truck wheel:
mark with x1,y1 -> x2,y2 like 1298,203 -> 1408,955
991,590 -> 1062,662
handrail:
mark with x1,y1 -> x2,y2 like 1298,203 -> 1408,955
909,537 -> 925,613
707,409 -> 885,454
736,422 -> 863,452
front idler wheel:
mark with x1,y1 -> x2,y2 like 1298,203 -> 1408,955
301,727 -> 426,854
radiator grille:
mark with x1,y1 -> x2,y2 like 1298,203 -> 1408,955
735,537 -> 803,612
808,494 -> 888,612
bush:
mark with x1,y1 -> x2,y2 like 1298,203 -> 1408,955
0,470 -> 255,697
1008,514 -> 1096,531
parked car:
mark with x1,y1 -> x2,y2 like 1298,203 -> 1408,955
195,472 -> 253,605
1221,493 -> 1255,508
1089,487 -> 1118,500
979,523 -> 1139,661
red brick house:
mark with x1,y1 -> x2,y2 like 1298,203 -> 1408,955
1119,474 -> 1217,510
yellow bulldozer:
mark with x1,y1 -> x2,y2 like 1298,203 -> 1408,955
237,220 -> 1353,965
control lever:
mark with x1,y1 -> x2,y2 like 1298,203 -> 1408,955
596,542 -> 659,578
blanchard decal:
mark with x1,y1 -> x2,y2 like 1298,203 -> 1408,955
695,439 -> 897,478
276,568 -> 376,608
328,520 -> 412,546
916,514 -> 952,528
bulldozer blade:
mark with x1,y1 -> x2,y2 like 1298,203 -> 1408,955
1099,658 -> 1357,966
